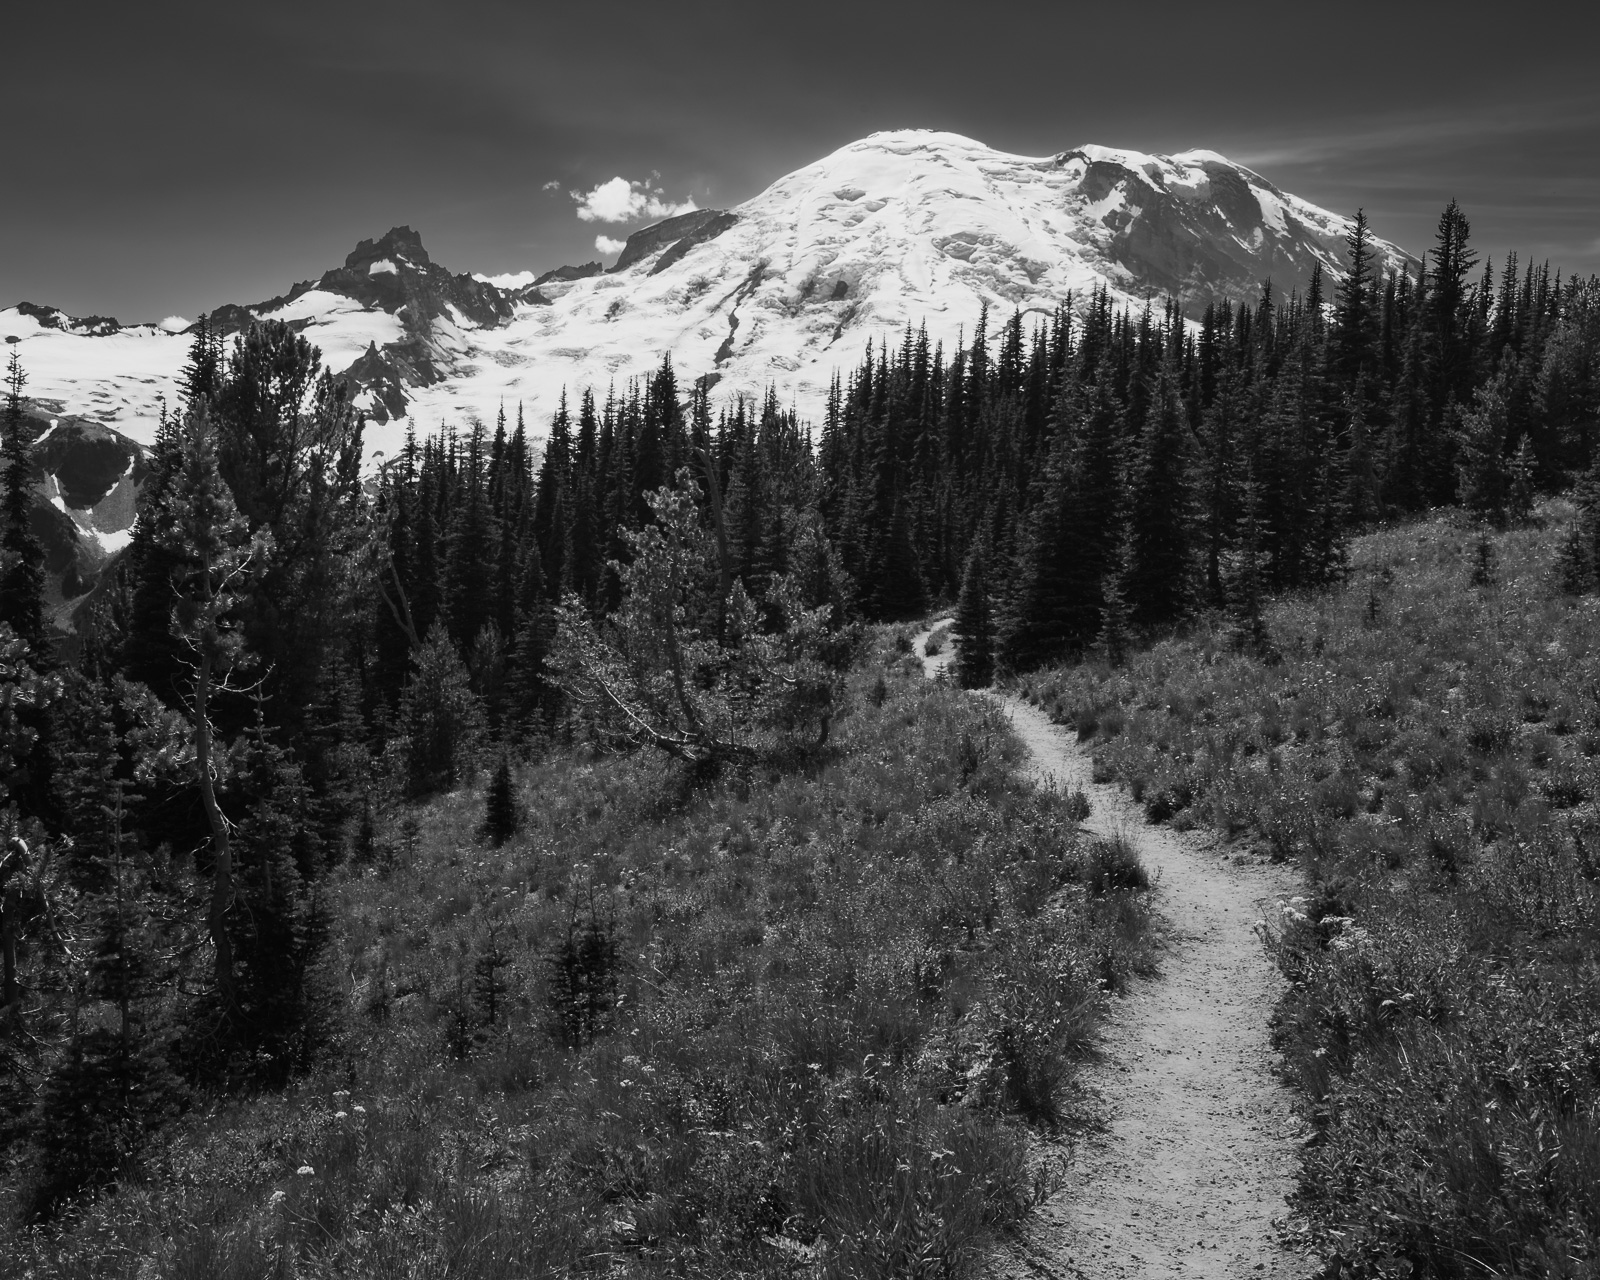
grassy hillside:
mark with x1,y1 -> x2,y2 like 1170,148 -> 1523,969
1023,507 -> 1600,1278
10,637 -> 1151,1280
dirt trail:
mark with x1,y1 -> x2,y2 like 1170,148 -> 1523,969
912,623 -> 1317,1280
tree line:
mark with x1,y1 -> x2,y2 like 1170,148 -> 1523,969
815,203 -> 1599,684
0,197 -> 1595,1216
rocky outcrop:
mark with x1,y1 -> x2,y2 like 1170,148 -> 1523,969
649,212 -> 740,277
17,406 -> 148,618
613,210 -> 738,272
533,261 -> 604,287
1057,149 -> 1387,312
339,343 -> 412,422
14,302 -> 125,337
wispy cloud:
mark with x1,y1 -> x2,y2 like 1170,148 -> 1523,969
594,234 -> 628,256
1229,97 -> 1600,172
571,175 -> 697,224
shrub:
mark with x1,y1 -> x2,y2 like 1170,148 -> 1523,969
1083,833 -> 1149,894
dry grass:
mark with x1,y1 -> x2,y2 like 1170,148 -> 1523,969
8,636 -> 1151,1280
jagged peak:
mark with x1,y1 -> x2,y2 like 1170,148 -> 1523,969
345,226 -> 431,273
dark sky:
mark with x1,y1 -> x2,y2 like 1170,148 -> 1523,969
8,0 -> 1598,321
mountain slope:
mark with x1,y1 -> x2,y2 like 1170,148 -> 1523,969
1,130 -> 1412,460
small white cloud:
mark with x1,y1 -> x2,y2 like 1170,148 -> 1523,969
572,175 -> 697,224
595,235 -> 628,256
159,315 -> 190,333
541,179 -> 562,192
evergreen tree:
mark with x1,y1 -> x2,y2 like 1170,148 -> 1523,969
1124,371 -> 1190,628
444,425 -> 497,654
29,750 -> 180,1220
505,542 -> 555,737
120,406 -> 189,702
952,538 -> 995,688
1097,521 -> 1135,666
481,753 -> 517,845
1332,208 -> 1378,384
1507,434 -> 1537,526
1457,363 -> 1516,524
400,628 -> 486,797
863,501 -> 927,621
161,402 -> 254,1025
220,711 -> 331,1083
995,410 -> 1091,675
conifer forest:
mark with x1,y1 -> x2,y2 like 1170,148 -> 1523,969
4,198 -> 1600,1278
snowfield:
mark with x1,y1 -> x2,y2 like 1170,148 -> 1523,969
2,129 -> 1412,463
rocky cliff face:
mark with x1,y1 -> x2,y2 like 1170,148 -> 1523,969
0,129 -> 1415,463
15,406 -> 147,625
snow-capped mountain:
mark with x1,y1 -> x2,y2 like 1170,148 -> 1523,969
2,130 -> 1413,462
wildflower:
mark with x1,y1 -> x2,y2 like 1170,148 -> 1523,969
334,1110 -> 349,1120
297,1165 -> 315,1176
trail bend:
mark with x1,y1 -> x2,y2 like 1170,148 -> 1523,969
913,621 -> 1318,1280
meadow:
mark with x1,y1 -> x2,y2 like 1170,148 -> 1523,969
1022,506 -> 1600,1278
8,636 -> 1152,1280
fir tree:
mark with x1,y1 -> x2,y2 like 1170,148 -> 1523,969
480,753 -> 517,845
28,769 -> 180,1220
1457,364 -> 1516,524
120,406 -> 189,702
1332,208 -> 1378,383
444,428 -> 497,654
505,542 -> 555,737
162,402 -> 254,1024
1124,371 -> 1190,629
1097,520 -> 1135,666
400,628 -> 486,797
220,711 -> 331,1083
952,538 -> 995,689
1507,434 -> 1537,526
863,501 -> 927,622
997,438 -> 1077,673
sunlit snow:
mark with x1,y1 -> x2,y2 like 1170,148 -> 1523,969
4,129 -> 1411,464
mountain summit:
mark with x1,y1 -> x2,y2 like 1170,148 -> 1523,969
2,130 -> 1412,457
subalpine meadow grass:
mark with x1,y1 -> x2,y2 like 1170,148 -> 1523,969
1023,505 -> 1600,1278
8,637 -> 1151,1280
